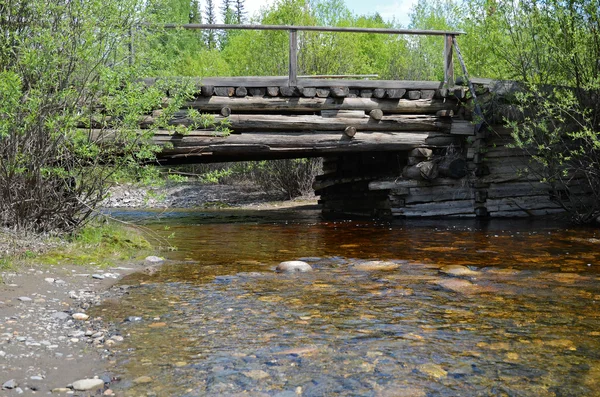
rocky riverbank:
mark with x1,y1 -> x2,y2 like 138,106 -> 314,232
103,182 -> 290,209
0,256 -> 166,396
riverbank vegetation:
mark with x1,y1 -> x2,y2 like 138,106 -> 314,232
0,222 -> 152,271
0,0 -> 598,238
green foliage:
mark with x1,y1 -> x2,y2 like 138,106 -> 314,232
0,0 -> 182,233
250,158 -> 322,199
200,168 -> 235,184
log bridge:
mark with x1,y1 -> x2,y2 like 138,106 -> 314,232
136,25 -> 572,218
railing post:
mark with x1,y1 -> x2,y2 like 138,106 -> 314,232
289,29 -> 298,87
444,34 -> 454,87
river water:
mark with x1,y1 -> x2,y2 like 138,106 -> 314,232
98,208 -> 600,396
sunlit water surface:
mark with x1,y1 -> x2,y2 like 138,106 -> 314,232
97,209 -> 600,396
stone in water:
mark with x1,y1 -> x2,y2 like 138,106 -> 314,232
276,261 -> 313,273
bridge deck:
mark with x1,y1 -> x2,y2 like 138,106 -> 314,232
140,77 -> 470,164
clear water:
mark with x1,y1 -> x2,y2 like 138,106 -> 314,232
97,209 -> 600,396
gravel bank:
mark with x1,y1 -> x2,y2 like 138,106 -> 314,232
0,260 -> 158,396
103,182 -> 289,209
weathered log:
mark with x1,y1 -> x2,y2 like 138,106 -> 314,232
436,109 -> 454,117
369,109 -> 383,121
408,148 -> 433,159
220,107 -> 232,117
421,90 -> 436,100
424,132 -> 461,146
453,87 -> 466,100
142,113 -> 449,132
316,88 -> 330,98
330,87 -> 350,97
386,88 -> 406,99
147,130 -> 434,163
321,110 -> 366,119
249,88 -> 266,96
348,89 -> 359,98
373,89 -> 386,98
438,157 -> 467,178
344,126 -> 357,138
214,87 -> 235,97
301,87 -> 317,97
450,120 -> 475,135
280,86 -> 299,96
267,86 -> 280,96
183,96 -> 457,114
201,85 -> 214,97
407,90 -> 421,100
402,161 -> 439,181
360,89 -> 373,98
235,86 -> 248,97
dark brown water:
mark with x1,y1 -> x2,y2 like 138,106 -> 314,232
99,209 -> 600,396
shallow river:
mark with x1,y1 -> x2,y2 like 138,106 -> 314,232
99,209 -> 600,396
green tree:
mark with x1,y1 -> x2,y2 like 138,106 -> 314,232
0,0 -> 186,232
205,0 -> 217,49
235,0 -> 246,23
190,0 -> 202,23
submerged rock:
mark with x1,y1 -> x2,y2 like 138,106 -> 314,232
132,376 -> 153,385
276,261 -> 313,273
353,261 -> 401,271
144,256 -> 164,265
417,363 -> 447,379
440,265 -> 479,277
433,278 -> 482,294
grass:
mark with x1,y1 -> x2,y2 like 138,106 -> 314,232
38,222 -> 153,267
0,221 -> 154,271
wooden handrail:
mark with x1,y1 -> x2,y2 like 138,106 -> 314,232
155,23 -> 465,36
134,24 -> 464,88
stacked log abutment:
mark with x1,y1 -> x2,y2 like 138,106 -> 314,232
458,79 -> 567,218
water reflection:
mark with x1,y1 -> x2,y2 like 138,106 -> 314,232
97,209 -> 600,396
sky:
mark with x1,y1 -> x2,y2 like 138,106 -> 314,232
226,0 -> 419,27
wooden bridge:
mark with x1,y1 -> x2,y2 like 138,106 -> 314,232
138,24 -> 472,164
134,25 -> 570,219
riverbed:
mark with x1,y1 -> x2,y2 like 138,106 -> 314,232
98,208 -> 600,396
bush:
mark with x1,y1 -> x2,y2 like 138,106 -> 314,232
0,0 -> 179,233
251,158 -> 323,199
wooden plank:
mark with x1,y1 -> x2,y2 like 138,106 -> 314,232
289,29 -> 298,87
450,120 -> 475,135
369,178 -> 461,190
183,96 -> 457,114
444,34 -> 454,87
393,200 -> 475,216
488,208 -> 565,217
486,195 -> 563,212
403,189 -> 472,204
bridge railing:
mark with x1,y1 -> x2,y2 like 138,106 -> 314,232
136,24 -> 464,88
